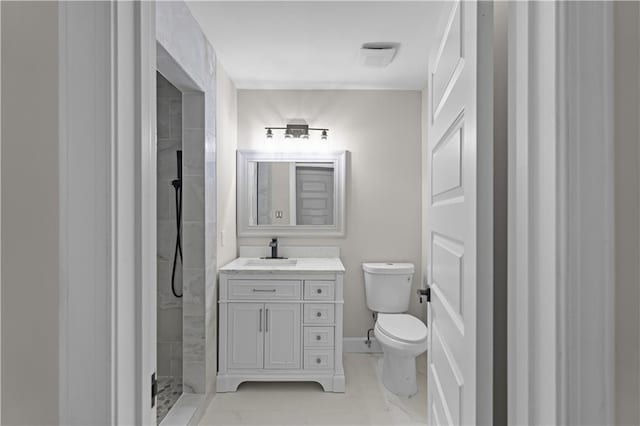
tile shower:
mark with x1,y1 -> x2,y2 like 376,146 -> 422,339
157,72 -> 184,423
155,2 -> 219,421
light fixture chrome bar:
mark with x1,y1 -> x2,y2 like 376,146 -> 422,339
264,125 -> 329,140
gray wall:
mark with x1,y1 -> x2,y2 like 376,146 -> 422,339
1,2 -> 59,424
614,2 -> 640,425
492,2 -> 508,424
157,73 -> 183,379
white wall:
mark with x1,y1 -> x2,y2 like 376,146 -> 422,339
1,2 -> 59,423
216,63 -> 238,268
237,90 -> 423,337
614,3 -> 640,425
267,163 -> 291,225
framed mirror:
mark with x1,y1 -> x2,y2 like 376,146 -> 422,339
237,150 -> 347,237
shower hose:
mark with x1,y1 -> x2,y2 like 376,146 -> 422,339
171,178 -> 183,298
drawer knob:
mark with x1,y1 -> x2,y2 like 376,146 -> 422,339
317,288 -> 322,294
316,358 -> 322,364
316,335 -> 322,341
316,312 -> 322,317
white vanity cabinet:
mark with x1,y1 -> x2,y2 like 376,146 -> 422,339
217,258 -> 345,392
227,301 -> 301,370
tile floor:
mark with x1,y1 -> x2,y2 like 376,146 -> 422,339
198,353 -> 427,426
157,376 -> 183,424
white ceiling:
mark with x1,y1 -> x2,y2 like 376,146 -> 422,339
186,1 -> 447,90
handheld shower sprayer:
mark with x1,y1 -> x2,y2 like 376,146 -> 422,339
171,150 -> 183,298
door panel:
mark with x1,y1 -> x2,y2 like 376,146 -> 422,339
432,234 -> 464,317
427,1 -> 480,425
296,166 -> 334,225
264,303 -> 301,369
431,325 -> 463,426
432,126 -> 463,197
228,303 -> 264,370
432,1 -> 464,120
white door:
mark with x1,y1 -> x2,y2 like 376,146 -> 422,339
427,1 -> 491,425
228,303 -> 264,370
296,166 -> 334,225
264,303 -> 301,369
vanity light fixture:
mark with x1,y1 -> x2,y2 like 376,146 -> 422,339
265,124 -> 329,141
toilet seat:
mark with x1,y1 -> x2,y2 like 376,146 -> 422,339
376,314 -> 427,344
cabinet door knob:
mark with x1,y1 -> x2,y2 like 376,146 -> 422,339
316,335 -> 322,341
316,358 -> 322,364
316,288 -> 322,294
316,311 -> 322,317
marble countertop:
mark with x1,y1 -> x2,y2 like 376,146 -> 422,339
219,257 -> 345,273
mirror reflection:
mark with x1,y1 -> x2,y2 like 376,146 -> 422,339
250,161 -> 335,226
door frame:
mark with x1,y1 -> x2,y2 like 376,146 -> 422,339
507,2 -> 615,424
58,2 -> 156,424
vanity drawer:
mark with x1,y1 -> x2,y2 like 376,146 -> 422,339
303,327 -> 334,348
304,281 -> 335,301
227,280 -> 301,300
304,349 -> 334,370
303,304 -> 335,324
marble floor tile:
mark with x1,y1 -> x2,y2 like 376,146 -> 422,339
198,353 -> 427,426
157,376 -> 183,424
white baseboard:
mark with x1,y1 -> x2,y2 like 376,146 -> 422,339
343,337 -> 382,353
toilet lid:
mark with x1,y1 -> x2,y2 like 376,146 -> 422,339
377,314 -> 428,343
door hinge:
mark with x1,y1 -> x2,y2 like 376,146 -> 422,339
151,372 -> 158,408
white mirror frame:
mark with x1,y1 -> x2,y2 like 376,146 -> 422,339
237,149 -> 347,237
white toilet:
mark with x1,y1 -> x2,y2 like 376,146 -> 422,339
363,262 -> 428,397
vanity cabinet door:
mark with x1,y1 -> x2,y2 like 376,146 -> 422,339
228,303 -> 264,370
264,303 -> 301,370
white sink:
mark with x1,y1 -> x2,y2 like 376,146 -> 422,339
244,258 -> 298,267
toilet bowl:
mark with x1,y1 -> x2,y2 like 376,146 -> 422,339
374,313 -> 428,397
362,262 -> 428,397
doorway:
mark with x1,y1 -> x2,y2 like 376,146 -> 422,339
156,72 -> 184,423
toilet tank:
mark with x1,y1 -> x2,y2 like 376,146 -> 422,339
362,262 -> 415,313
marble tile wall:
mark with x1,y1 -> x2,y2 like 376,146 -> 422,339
157,73 -> 183,379
157,0 -> 217,396
182,92 -> 207,394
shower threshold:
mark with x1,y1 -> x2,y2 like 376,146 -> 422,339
157,376 -> 183,424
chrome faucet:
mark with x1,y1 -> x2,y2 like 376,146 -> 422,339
269,238 -> 278,259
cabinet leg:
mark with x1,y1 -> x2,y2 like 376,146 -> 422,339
215,375 -> 242,393
332,374 -> 346,393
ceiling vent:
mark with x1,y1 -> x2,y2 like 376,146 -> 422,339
359,42 -> 400,68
